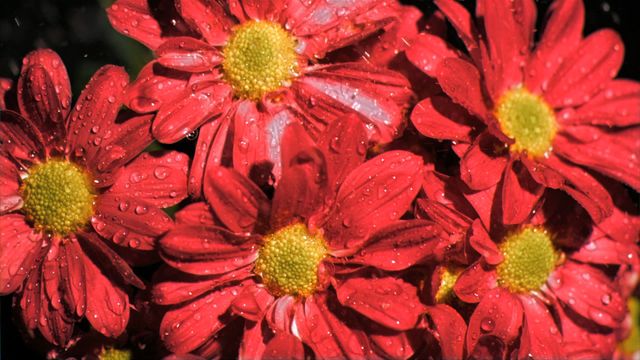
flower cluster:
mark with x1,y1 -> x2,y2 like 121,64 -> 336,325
0,0 -> 638,358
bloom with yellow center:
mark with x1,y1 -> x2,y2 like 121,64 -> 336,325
20,159 -> 96,236
222,20 -> 299,101
496,226 -> 558,293
254,223 -> 327,297
494,86 -> 558,157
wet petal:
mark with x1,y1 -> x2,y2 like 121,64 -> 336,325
436,57 -> 488,119
0,214 -> 44,295
107,0 -> 165,50
565,80 -> 640,127
424,304 -> 467,360
411,96 -> 476,142
156,37 -> 222,72
460,134 -> 508,191
517,295 -> 563,359
501,159 -> 544,224
127,61 -> 190,113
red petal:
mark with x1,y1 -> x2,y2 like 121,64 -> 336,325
92,193 -> 173,251
58,240 -> 87,317
156,37 -> 222,72
411,96 -> 476,142
460,134 -> 508,190
336,276 -> 425,331
237,0 -> 287,22
405,33 -> 465,79
316,114 -> 368,191
544,29 -> 624,108
525,0 -> 584,93
0,214 -> 43,295
572,237 -> 637,266
159,225 -> 258,276
436,57 -> 488,119
533,155 -> 613,223
0,78 -> 12,110
230,284 -> 274,322
0,155 -> 20,213
20,267 -> 41,330
348,220 -> 446,271
107,0 -> 165,50
152,265 -> 251,305
175,202 -> 219,227
66,65 -> 129,167
501,159 -> 544,224
188,115 -> 231,198
468,219 -> 503,265
289,1 -> 396,59
466,288 -> 523,358
434,0 -> 481,61
424,304 -> 467,360
82,251 -> 130,338
204,166 -> 269,233
517,295 -> 563,359
453,261 -> 498,303
127,61 -> 190,113
0,110 -> 46,165
262,330 -> 305,359
369,329 -> 415,360
18,50 -> 71,142
294,63 -> 412,144
175,0 -> 233,46
160,283 -> 243,354
323,151 -> 423,252
38,261 -> 74,346
556,126 -> 640,191
108,151 -> 189,208
270,147 -> 328,229
566,80 -> 640,127
293,294 -> 373,359
153,81 -> 231,144
550,261 -> 626,328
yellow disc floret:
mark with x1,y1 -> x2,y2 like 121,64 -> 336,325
21,159 -> 95,236
435,267 -> 462,304
99,347 -> 132,360
254,223 -> 327,297
223,20 -> 298,100
497,227 -> 557,293
495,86 -> 558,157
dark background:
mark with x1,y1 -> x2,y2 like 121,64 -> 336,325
1,0 -> 638,358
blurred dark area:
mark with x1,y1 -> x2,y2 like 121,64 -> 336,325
0,0 -> 638,358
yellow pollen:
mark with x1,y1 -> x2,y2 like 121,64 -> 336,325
20,159 -> 95,236
222,20 -> 298,100
99,347 -> 132,360
495,86 -> 557,157
435,266 -> 462,304
254,223 -> 327,297
497,227 -> 557,293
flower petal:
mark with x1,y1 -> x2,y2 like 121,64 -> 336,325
550,261 -> 626,329
127,61 -> 190,113
152,81 -> 232,144
0,214 -> 44,295
82,251 -> 130,338
156,37 -> 222,72
424,304 -> 467,360
466,288 -> 523,358
411,96 -> 476,142
230,284 -> 274,322
460,134 -> 508,190
323,151 -> 423,252
436,57 -> 489,119
336,276 -> 425,331
160,283 -> 243,354
174,202 -> 219,227
525,0 -> 584,93
107,151 -> 189,208
0,155 -> 21,214
0,110 -> 47,165
501,159 -> 544,224
204,166 -> 269,233
294,63 -> 412,144
517,295 -> 563,359
405,33 -> 465,79
66,65 -> 129,167
159,225 -> 258,276
453,261 -> 498,303
347,220 -> 446,271
564,80 -> 640,127
175,0 -> 234,46
468,219 -> 503,265
434,0 -> 481,61
544,29 -> 624,108
58,240 -> 87,317
107,0 -> 165,50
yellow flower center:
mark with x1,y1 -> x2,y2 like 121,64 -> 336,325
495,87 -> 557,157
99,347 -> 132,360
20,159 -> 95,236
222,20 -> 298,100
497,227 -> 557,293
435,267 -> 462,304
254,223 -> 327,297
620,298 -> 640,355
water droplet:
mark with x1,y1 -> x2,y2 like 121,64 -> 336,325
480,317 -> 495,332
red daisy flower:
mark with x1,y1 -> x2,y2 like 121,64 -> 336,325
418,168 -> 639,359
152,116 -> 446,358
0,49 -> 188,345
107,0 -> 414,197
406,0 -> 640,225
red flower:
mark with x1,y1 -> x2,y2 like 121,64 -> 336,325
107,0 -> 414,197
418,168 -> 638,359
152,116 -> 445,358
0,49 -> 188,345
406,0 -> 640,225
